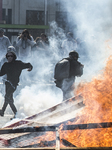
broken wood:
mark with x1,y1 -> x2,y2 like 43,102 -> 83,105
18,140 -> 56,148
61,139 -> 76,147
62,122 -> 112,130
0,147 -> 112,149
56,127 -> 60,150
4,94 -> 83,129
0,122 -> 112,135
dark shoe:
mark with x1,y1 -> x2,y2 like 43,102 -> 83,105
0,109 -> 4,117
10,112 -> 17,120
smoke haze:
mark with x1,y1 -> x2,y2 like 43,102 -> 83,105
60,0 -> 112,81
1,0 -> 112,126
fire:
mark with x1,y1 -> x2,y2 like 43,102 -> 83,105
59,56 -> 112,147
8,55 -> 112,148
18,132 -> 56,147
33,56 -> 112,148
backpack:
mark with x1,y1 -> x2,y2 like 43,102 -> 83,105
54,59 -> 70,80
72,61 -> 84,77
54,58 -> 84,81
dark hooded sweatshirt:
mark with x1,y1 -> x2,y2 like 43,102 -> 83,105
0,60 -> 33,87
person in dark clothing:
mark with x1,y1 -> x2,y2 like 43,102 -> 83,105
0,46 -> 33,119
54,50 -> 84,101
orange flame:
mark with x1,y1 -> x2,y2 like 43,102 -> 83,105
59,56 -> 112,147
20,56 -> 112,148
34,56 -> 112,147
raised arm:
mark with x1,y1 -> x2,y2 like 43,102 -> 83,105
16,36 -> 22,47
27,36 -> 36,47
20,61 -> 33,71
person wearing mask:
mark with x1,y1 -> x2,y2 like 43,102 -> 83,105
16,29 -> 36,59
0,46 -> 33,119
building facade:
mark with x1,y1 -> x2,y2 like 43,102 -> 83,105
1,0 -> 70,43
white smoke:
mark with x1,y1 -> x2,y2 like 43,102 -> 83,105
1,0 -> 112,126
15,84 -> 62,117
0,24 -> 64,122
60,0 -> 112,82
13,49 -> 63,118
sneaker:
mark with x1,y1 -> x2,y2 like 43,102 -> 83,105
10,112 -> 17,120
0,110 -> 4,117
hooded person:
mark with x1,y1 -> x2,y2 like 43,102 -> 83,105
54,50 -> 84,101
0,46 -> 33,120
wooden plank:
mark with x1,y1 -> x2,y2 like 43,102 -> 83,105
0,94 -> 84,144
0,126 -> 56,134
18,140 -> 56,148
62,122 -> 112,130
0,147 -> 112,149
0,122 -> 112,135
0,121 -> 112,147
61,139 -> 76,147
16,99 -> 84,127
4,94 -> 83,129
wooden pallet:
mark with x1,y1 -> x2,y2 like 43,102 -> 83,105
4,94 -> 84,129
0,94 -> 85,147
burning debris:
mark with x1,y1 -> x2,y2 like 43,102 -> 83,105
1,56 -> 112,148
0,94 -> 85,148
59,56 -> 112,147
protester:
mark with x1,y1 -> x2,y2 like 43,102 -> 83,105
0,46 -> 16,68
35,33 -> 49,50
34,33 -> 51,63
0,46 -> 33,120
0,28 -> 12,58
16,29 -> 36,59
54,50 -> 84,101
61,32 -> 77,56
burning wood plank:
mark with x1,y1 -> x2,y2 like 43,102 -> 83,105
1,122 -> 112,135
0,94 -> 84,146
0,147 -> 112,150
0,118 -> 79,148
1,121 -> 112,148
62,122 -> 112,130
0,126 -> 56,134
61,139 -> 76,147
18,140 -> 56,148
8,132 -> 46,148
17,139 -> 76,148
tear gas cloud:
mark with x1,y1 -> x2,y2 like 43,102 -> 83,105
1,0 -> 112,122
60,0 -> 112,81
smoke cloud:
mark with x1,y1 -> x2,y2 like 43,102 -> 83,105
1,0 -> 112,127
60,0 -> 112,81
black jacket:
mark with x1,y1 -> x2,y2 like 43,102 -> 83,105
0,60 -> 33,86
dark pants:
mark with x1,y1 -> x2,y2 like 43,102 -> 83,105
2,82 -> 17,114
